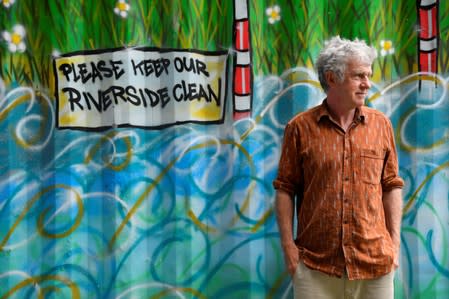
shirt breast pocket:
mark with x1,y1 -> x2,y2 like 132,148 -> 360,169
360,148 -> 385,185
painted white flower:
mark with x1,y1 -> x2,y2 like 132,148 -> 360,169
52,49 -> 61,57
266,5 -> 281,24
114,0 -> 130,18
2,24 -> 26,53
2,0 -> 15,8
380,40 -> 395,56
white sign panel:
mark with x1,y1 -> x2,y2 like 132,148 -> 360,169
54,47 -> 229,130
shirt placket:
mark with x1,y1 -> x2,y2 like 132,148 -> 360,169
341,124 -> 354,275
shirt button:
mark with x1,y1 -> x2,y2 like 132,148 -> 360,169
344,177 -> 349,181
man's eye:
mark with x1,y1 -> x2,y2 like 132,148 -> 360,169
355,74 -> 371,79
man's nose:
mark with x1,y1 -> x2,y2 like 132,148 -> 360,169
361,76 -> 371,89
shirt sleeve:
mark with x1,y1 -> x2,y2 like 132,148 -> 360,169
381,118 -> 405,191
273,122 -> 303,197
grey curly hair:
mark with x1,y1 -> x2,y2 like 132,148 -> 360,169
316,36 -> 377,92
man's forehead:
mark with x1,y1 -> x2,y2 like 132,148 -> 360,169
351,68 -> 372,74
347,63 -> 372,74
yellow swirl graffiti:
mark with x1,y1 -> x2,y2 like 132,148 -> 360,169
0,93 -> 31,121
108,139 -> 255,250
0,184 -> 84,250
403,160 -> 449,214
367,73 -> 444,105
251,208 -> 273,233
14,91 -> 51,148
84,131 -> 133,171
0,91 -> 51,148
0,274 -> 80,299
395,106 -> 449,153
187,209 -> 217,233
266,270 -> 290,299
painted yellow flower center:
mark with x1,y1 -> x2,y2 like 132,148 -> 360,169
383,41 -> 392,51
11,33 -> 22,45
117,2 -> 127,11
270,11 -> 278,19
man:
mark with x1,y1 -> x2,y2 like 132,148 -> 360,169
273,36 -> 404,299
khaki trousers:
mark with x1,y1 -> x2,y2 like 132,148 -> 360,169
293,261 -> 394,299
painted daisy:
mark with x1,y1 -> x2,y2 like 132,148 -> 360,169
380,40 -> 395,56
2,24 -> 26,53
2,0 -> 15,8
52,49 -> 61,57
266,5 -> 281,24
114,0 -> 130,18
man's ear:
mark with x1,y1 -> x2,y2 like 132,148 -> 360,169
325,71 -> 336,87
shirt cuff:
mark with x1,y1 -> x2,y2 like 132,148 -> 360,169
273,179 -> 296,197
382,177 -> 405,192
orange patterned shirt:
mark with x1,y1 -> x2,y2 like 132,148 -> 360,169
273,100 -> 404,280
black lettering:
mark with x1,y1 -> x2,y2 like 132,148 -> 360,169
208,78 -> 221,106
139,88 -> 148,107
97,60 -> 113,78
183,57 -> 195,72
62,87 -> 83,111
83,91 -> 102,111
197,84 -> 209,101
125,86 -> 141,106
101,90 -> 113,111
71,63 -> 81,82
174,57 -> 183,72
59,63 -> 73,82
173,83 -> 183,101
132,58 -> 171,77
169,80 -> 221,106
152,59 -> 166,77
196,60 -> 209,77
143,60 -> 155,76
90,61 -> 103,83
131,59 -> 143,76
77,63 -> 92,84
187,83 -> 197,100
110,60 -> 125,80
144,88 -> 160,107
108,85 -> 126,105
157,87 -> 170,108
61,84 -> 178,115
162,59 -> 170,74
173,57 -> 209,76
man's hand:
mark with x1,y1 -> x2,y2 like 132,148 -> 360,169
282,242 -> 300,276
393,252 -> 399,269
274,190 -> 299,276
383,188 -> 402,271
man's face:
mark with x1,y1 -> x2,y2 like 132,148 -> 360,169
332,59 -> 372,109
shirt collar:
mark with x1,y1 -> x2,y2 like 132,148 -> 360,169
316,99 -> 367,124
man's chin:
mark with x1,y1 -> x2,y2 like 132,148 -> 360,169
354,98 -> 365,107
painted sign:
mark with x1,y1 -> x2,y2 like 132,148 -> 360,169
54,48 -> 229,130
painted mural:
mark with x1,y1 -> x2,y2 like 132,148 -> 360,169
1,0 -> 448,298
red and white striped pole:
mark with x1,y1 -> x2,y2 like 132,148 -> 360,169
233,0 -> 252,120
417,0 -> 439,75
